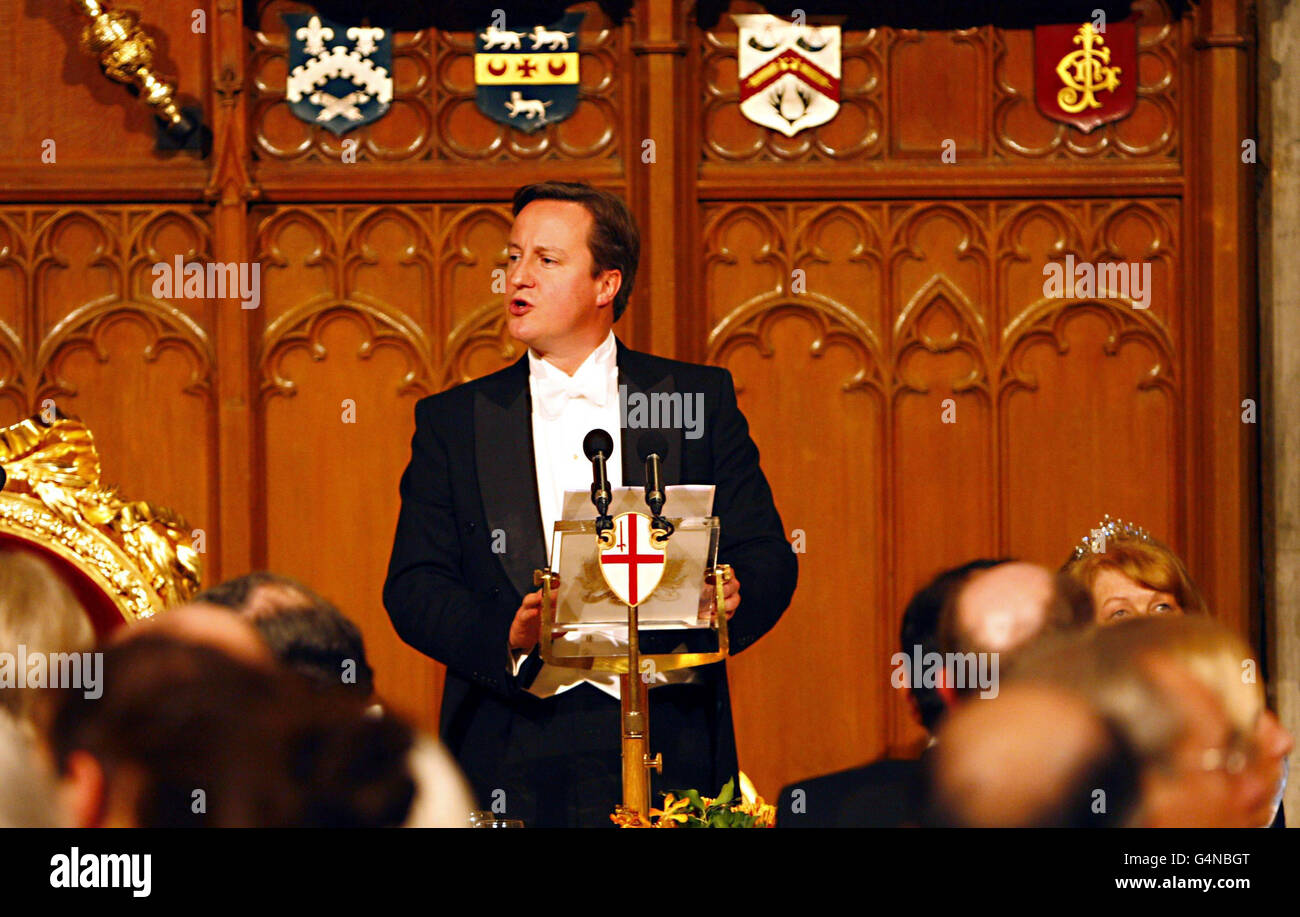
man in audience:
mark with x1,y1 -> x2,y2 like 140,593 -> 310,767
195,572 -> 372,698
925,683 -> 1140,827
117,602 -> 273,668
778,558 -> 1092,827
1009,616 -> 1293,827
935,560 -> 1093,706
49,635 -> 417,828
196,570 -> 328,618
195,571 -> 477,825
777,559 -> 1002,827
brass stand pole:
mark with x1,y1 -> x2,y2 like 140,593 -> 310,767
535,556 -> 734,824
619,601 -> 661,816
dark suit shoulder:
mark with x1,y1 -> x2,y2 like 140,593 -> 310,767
618,345 -> 729,389
414,356 -> 528,420
777,757 -> 925,828
781,757 -> 922,796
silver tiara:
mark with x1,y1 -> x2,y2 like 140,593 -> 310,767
1069,514 -> 1151,562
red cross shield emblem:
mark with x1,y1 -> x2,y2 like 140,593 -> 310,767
598,512 -> 667,607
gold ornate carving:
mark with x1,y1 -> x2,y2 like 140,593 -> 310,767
69,0 -> 190,132
0,414 -> 202,619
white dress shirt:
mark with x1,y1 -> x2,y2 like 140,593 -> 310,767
514,332 -> 695,699
528,331 -> 623,560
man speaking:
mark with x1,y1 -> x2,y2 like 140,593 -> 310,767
384,182 -> 796,827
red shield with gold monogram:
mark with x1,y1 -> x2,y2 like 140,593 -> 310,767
1034,21 -> 1137,133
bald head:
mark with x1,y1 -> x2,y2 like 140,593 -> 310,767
116,603 -> 272,667
956,562 -> 1055,654
928,684 -> 1137,827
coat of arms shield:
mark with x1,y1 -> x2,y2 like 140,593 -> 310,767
598,513 -> 667,608
284,14 -> 393,136
733,14 -> 841,138
475,13 -> 585,133
1034,21 -> 1137,133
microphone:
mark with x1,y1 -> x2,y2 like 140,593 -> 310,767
583,428 -> 615,535
636,432 -> 670,533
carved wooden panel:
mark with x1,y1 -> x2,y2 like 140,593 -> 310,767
993,0 -> 1180,159
0,205 -> 216,585
704,197 -> 1185,770
700,0 -> 1180,163
252,199 -> 527,737
248,0 -> 624,164
0,1 -> 210,176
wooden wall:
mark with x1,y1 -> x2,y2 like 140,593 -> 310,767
0,0 -> 1258,799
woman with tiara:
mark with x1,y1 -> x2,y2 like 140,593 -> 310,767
1062,517 -> 1288,827
1061,515 -> 1208,626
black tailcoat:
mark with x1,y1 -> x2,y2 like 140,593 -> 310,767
384,340 -> 797,825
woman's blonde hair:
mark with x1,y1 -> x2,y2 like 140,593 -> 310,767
1010,616 -> 1262,766
0,550 -> 95,722
1062,535 -> 1208,616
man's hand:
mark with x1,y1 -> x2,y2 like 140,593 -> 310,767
509,587 -> 550,651
700,571 -> 741,623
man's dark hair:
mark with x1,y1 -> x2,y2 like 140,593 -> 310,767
48,636 -> 414,827
512,181 -> 640,321
900,559 -> 1008,733
253,604 -> 375,699
195,572 -> 374,698
194,570 -> 308,610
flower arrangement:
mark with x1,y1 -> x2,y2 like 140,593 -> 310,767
611,771 -> 776,828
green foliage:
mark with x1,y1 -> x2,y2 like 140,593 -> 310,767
664,778 -> 759,828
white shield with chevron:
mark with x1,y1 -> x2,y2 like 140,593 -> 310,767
733,14 -> 841,138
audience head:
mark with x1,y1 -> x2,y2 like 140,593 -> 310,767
0,707 -> 61,827
900,559 -> 1006,733
0,550 -> 94,723
1011,616 -> 1292,827
926,683 -> 1140,827
195,572 -> 374,699
48,635 -> 414,828
117,602 -> 272,668
937,560 -> 1093,702
1062,520 -> 1207,625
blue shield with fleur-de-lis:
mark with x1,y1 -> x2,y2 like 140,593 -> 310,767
284,13 -> 393,136
474,13 -> 584,134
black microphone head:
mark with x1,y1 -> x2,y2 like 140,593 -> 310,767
636,431 -> 670,463
583,428 -> 615,460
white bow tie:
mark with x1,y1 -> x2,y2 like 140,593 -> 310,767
533,370 -> 609,419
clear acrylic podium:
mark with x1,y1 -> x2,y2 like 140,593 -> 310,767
532,513 -> 732,821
